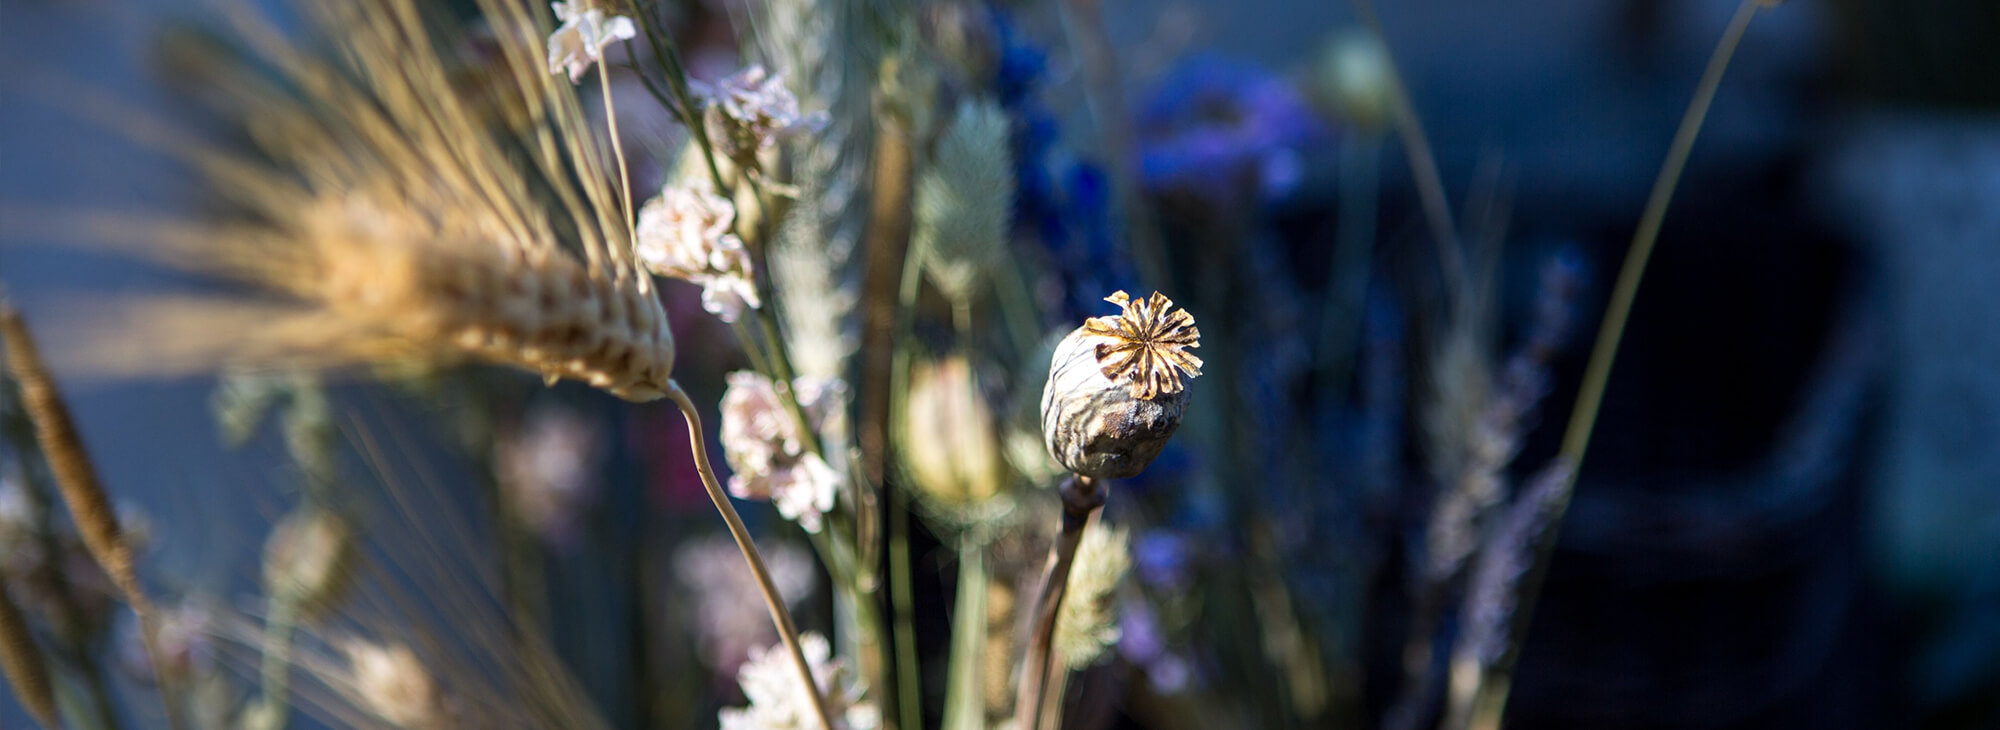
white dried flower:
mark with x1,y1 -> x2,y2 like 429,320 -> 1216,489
720,371 -> 847,533
1056,521 -> 1130,669
1041,291 -> 1202,479
261,507 -> 353,620
497,403 -> 604,549
636,186 -> 762,323
341,639 -> 442,729
675,534 -> 816,672
720,632 -> 879,730
547,2 -> 636,83
694,66 -> 828,165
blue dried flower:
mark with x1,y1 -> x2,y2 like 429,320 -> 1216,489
1138,55 -> 1326,202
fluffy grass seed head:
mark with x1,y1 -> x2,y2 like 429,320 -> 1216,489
1042,292 -> 1201,479
913,98 -> 1014,304
1056,520 -> 1131,669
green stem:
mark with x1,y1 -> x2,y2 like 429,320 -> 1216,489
1350,0 -> 1466,296
248,593 -> 300,730
886,456 -> 922,730
941,537 -> 988,730
1471,3 -> 1767,728
1317,132 -> 1383,395
882,214 -> 927,730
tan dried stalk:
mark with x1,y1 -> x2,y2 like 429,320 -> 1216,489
666,382 -> 836,730
0,302 -> 183,729
0,580 -> 56,729
1014,474 -> 1105,730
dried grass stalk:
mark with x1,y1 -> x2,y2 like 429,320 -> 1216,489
0,304 -> 145,610
0,580 -> 57,729
0,302 -> 182,728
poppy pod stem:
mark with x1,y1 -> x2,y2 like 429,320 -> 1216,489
1014,474 -> 1105,730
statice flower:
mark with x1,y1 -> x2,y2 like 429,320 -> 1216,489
546,2 -> 636,83
720,632 -> 879,730
719,371 -> 847,533
693,66 -> 828,165
1137,55 -> 1325,202
675,534 -> 816,673
636,186 -> 761,323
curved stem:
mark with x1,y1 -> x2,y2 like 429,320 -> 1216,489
1014,475 -> 1104,730
1475,3 -> 1766,728
665,382 -> 835,730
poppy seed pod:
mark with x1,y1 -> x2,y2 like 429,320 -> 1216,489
1041,292 -> 1203,479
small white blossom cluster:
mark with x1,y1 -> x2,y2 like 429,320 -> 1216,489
720,632 -> 878,730
636,187 -> 761,323
694,66 -> 827,164
719,371 -> 846,533
546,1 -> 636,83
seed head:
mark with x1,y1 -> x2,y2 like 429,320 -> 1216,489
1079,291 -> 1204,400
1041,292 -> 1201,480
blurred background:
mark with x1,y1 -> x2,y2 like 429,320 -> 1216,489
2,0 -> 1998,728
